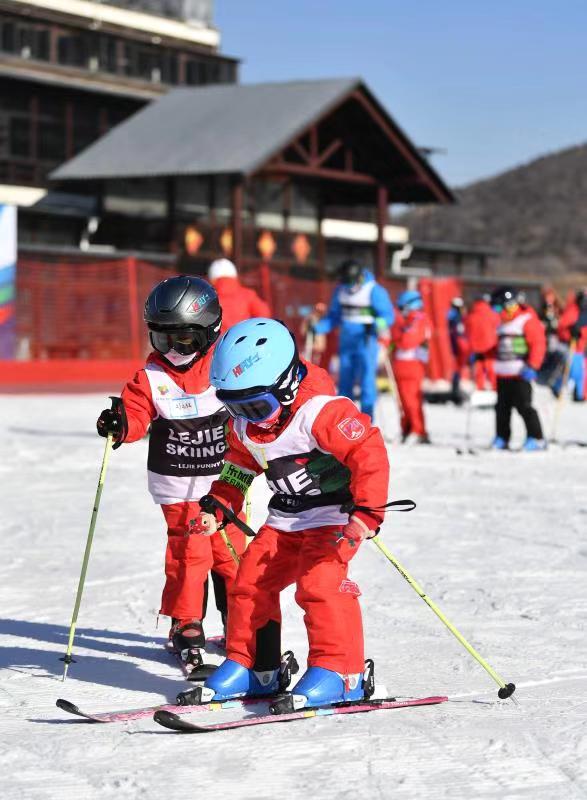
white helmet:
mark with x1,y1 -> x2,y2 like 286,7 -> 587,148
208,258 -> 237,282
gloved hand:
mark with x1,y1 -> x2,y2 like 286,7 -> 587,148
519,366 -> 537,382
341,516 -> 373,546
570,323 -> 581,340
188,507 -> 224,537
96,407 -> 123,439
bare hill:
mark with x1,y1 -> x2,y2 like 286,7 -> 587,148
401,143 -> 587,283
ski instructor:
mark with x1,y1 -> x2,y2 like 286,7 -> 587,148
95,276 -> 246,669
310,259 -> 395,419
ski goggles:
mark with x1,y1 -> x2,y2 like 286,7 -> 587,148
149,327 -> 209,356
217,389 -> 281,423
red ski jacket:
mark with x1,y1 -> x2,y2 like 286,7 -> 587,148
465,301 -> 499,354
558,302 -> 587,351
497,306 -> 546,376
119,350 -> 215,443
391,310 -> 431,379
213,277 -> 271,331
208,360 -> 390,532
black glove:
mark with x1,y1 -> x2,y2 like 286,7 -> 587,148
96,396 -> 127,448
570,323 -> 582,340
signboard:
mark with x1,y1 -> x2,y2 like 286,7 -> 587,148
0,205 -> 17,359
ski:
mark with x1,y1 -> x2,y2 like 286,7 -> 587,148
55,695 -> 268,724
153,695 -> 448,733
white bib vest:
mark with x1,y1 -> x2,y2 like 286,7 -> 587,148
495,313 -> 531,377
232,395 -> 352,532
144,363 -> 228,505
339,281 -> 376,325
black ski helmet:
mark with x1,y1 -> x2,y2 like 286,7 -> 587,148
144,275 -> 222,365
337,259 -> 363,286
490,286 -> 517,311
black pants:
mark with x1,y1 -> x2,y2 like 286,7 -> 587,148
496,378 -> 543,441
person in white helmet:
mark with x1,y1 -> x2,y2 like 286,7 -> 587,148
208,259 -> 271,330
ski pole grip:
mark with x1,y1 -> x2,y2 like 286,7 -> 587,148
200,495 -> 257,538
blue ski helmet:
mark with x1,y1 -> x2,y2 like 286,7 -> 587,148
396,289 -> 423,311
210,318 -> 301,423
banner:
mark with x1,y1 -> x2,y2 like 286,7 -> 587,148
0,205 -> 17,358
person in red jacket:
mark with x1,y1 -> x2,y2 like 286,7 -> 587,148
465,294 -> 500,390
96,276 -> 246,670
391,290 -> 431,444
186,317 -> 390,711
557,289 -> 587,401
208,258 -> 271,330
490,286 -> 547,451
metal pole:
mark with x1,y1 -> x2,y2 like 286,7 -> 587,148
61,434 -> 113,680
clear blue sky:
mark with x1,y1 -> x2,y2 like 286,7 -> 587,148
215,0 -> 587,188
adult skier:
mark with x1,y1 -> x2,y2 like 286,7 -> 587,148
208,258 -> 271,330
95,276 -> 246,667
187,317 -> 390,710
311,259 -> 395,419
490,286 -> 547,450
390,289 -> 431,443
465,294 -> 499,390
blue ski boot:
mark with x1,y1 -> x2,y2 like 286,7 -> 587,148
176,651 -> 298,705
491,436 -> 508,450
270,659 -> 375,714
522,437 -> 547,452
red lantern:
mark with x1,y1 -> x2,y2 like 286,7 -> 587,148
257,230 -> 276,261
184,226 -> 203,256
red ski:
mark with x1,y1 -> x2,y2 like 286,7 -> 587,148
153,695 -> 448,733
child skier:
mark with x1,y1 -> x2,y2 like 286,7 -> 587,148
96,275 -> 246,669
187,317 -> 390,711
490,286 -> 547,450
391,290 -> 431,443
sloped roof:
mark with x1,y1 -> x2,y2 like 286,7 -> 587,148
51,78 -> 453,203
52,79 -> 358,180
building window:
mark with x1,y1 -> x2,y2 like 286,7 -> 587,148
58,33 -> 89,68
9,117 -> 30,157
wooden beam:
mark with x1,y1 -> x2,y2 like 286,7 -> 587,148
315,138 -> 343,168
350,90 -> 452,202
291,139 -> 311,164
376,184 -> 388,279
261,161 -> 376,185
309,125 -> 318,161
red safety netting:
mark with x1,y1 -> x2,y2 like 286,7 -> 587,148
2,256 -> 463,390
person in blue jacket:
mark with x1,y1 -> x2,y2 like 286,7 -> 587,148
312,259 -> 395,419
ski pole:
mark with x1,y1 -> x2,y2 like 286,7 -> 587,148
218,530 -> 241,566
370,535 -> 516,701
61,432 -> 114,681
550,338 -> 576,442
200,495 -> 257,565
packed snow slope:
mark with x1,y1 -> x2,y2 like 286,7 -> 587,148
1,388 -> 586,800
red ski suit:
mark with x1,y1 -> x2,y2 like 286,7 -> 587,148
391,310 -> 431,437
213,277 -> 271,331
496,306 -> 546,380
206,360 -> 390,676
119,351 -> 245,621
465,300 -> 500,390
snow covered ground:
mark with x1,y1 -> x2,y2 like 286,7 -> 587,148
1,387 -> 586,800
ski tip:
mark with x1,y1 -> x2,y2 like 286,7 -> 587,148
154,709 -> 201,732
56,698 -> 79,714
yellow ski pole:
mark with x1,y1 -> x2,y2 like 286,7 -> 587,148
219,529 -> 240,566
61,433 -> 114,680
371,535 -> 516,700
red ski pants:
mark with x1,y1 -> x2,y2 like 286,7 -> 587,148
396,376 -> 427,436
473,355 -> 496,390
160,501 -> 246,620
226,524 -> 365,675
